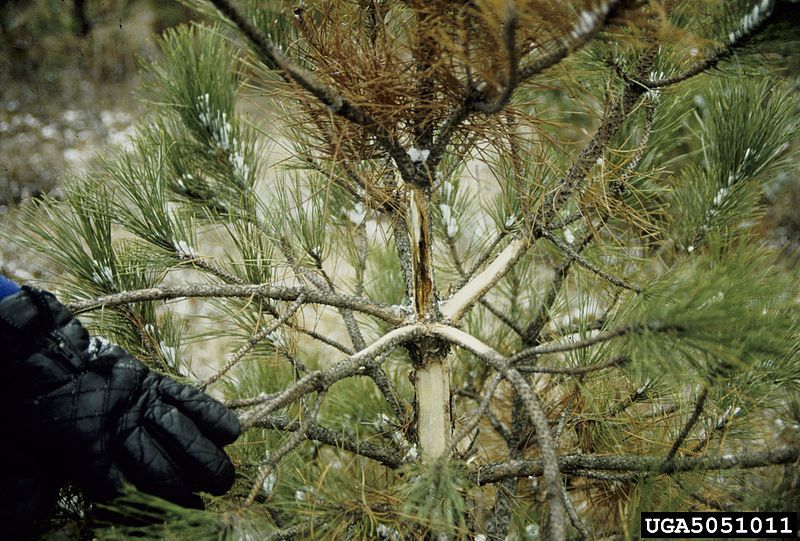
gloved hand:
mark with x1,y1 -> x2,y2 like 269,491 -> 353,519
0,286 -> 240,531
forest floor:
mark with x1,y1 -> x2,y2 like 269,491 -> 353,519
0,1 -> 192,283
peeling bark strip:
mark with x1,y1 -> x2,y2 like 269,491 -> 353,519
407,184 -> 434,317
441,236 -> 530,323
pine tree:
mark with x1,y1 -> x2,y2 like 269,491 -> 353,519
11,0 -> 800,539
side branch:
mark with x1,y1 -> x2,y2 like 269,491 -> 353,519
541,229 -> 641,292
440,235 -> 530,323
239,324 -> 424,429
643,1 -> 774,89
509,321 -> 682,364
66,284 -> 405,325
253,415 -> 404,469
431,324 -> 566,541
474,446 -> 800,485
517,0 -> 618,83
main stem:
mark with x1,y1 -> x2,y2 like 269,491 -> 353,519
407,183 -> 452,462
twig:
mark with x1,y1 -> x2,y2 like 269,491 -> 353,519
643,3 -> 775,91
226,392 -> 278,409
244,392 -> 326,507
290,232 -> 406,422
662,387 -> 709,467
517,1 -> 618,84
553,392 -> 579,442
393,213 -> 416,303
185,256 -> 246,285
449,373 -> 504,455
509,321 -> 681,365
517,355 -> 629,375
253,415 -> 404,469
65,283 -> 405,325
266,523 -> 312,541
561,480 -> 591,540
607,378 -> 654,417
291,324 -> 354,355
200,293 -> 306,388
540,229 -> 641,293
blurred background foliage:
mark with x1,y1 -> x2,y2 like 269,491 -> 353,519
0,0 -> 199,282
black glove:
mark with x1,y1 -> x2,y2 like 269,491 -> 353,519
0,287 -> 240,531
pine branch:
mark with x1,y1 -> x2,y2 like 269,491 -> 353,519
430,324 -> 566,541
543,49 -> 656,222
549,210 -> 585,232
509,321 -> 682,365
541,291 -> 621,344
185,255 -> 246,285
239,324 -> 424,429
252,415 -> 405,469
290,324 -> 355,355
226,392 -> 279,409
691,404 -> 739,454
541,228 -> 641,293
662,386 -> 709,467
65,284 -> 405,325
516,355 -> 629,375
267,523 -> 312,541
517,1 -> 617,83
447,235 -> 524,337
643,1 -> 775,89
474,445 -> 800,484
281,237 -> 369,355
440,235 -> 531,323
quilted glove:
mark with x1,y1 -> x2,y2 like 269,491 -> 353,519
0,286 -> 240,527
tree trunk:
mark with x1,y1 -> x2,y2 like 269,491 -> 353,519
407,183 -> 452,462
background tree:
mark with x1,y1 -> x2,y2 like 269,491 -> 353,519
12,0 -> 800,539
